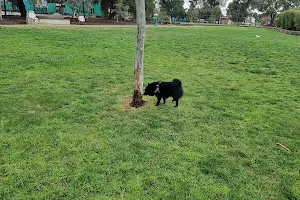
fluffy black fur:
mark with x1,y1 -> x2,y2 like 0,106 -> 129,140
144,79 -> 183,107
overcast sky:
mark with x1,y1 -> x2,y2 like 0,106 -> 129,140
183,0 -> 233,15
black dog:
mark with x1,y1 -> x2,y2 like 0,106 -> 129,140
144,79 -> 183,107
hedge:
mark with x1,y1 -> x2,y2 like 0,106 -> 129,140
275,9 -> 300,31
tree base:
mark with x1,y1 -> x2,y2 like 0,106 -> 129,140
130,90 -> 145,108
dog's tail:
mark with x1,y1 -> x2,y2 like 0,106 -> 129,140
172,79 -> 182,87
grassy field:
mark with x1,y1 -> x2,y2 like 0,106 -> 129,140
0,26 -> 300,199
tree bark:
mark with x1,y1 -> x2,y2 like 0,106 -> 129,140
17,0 -> 26,18
72,8 -> 76,18
101,0 -> 109,19
3,0 -> 6,16
59,5 -> 64,14
82,1 -> 85,18
0,1 -> 2,20
270,14 -> 275,27
131,0 -> 146,108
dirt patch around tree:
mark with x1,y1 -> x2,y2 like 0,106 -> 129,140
122,96 -> 156,111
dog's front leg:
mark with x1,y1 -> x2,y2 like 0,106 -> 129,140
163,98 -> 166,104
156,97 -> 161,106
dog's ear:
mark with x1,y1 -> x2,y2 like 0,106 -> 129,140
148,83 -> 150,85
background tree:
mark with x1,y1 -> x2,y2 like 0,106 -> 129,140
158,8 -> 171,23
152,6 -> 170,23
101,0 -> 116,19
187,0 -> 198,21
198,1 -> 221,21
227,0 -> 250,22
249,11 -> 259,25
208,5 -> 221,22
250,0 -> 300,26
83,0 -> 94,16
190,0 -> 225,8
145,0 -> 154,20
114,0 -> 130,22
188,0 -> 223,22
123,0 -> 135,17
123,0 -> 154,20
67,0 -> 82,18
67,0 -> 93,17
160,0 -> 185,19
206,0 -> 221,7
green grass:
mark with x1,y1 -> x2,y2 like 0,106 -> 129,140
0,26 -> 300,199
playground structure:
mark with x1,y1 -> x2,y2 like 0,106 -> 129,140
1,0 -> 102,17
1,1 -> 13,15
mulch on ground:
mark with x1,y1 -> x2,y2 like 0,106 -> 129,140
0,15 -> 184,26
0,16 -> 26,25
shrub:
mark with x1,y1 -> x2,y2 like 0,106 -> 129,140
275,16 -> 281,27
281,12 -> 288,29
294,10 -> 300,31
286,11 -> 295,30
276,9 -> 300,30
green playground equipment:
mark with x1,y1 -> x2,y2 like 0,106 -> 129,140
1,1 -> 13,13
64,2 -> 102,17
22,0 -> 102,16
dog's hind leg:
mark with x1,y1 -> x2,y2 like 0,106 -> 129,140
163,98 -> 166,104
173,99 -> 179,107
156,97 -> 162,106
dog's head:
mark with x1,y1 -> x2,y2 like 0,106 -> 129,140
144,82 -> 157,96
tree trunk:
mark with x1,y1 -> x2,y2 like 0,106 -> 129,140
59,4 -> 64,14
270,14 -> 275,27
101,0 -> 109,19
131,0 -> 146,108
17,0 -> 26,18
82,1 -> 85,18
0,1 -> 2,20
72,9 -> 76,18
